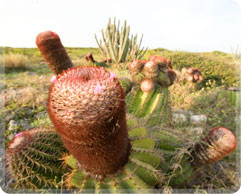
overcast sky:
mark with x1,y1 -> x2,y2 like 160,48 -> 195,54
1,0 -> 241,52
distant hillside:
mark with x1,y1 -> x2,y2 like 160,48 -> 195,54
2,47 -> 239,86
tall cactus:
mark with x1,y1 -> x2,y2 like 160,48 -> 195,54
95,18 -> 147,64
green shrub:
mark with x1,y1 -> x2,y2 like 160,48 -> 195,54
145,50 -> 239,86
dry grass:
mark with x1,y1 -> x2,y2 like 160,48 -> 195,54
1,53 -> 30,70
169,70 -> 204,110
4,86 -> 48,107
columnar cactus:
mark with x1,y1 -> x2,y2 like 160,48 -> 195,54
6,128 -> 69,189
95,18 -> 147,64
127,56 -> 176,126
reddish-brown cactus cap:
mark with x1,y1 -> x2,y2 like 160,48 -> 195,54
47,66 -> 130,178
191,127 -> 237,166
7,132 -> 32,154
36,31 -> 73,75
140,78 -> 156,93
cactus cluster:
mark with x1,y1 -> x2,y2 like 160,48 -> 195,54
95,18 -> 147,64
5,31 -> 237,193
128,56 -> 176,92
126,56 -> 176,126
181,67 -> 204,83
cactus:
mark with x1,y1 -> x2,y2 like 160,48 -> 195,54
126,55 -> 176,127
63,117 -> 166,192
95,18 -> 147,64
166,127 -> 237,187
36,31 -> 73,75
5,31 -> 237,192
48,66 -> 131,178
5,127 -> 69,190
181,67 -> 204,83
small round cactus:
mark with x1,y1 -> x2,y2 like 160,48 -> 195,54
167,127 -> 237,187
182,67 -> 204,83
6,128 -> 69,189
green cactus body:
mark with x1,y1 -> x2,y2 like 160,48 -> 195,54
126,85 -> 170,127
64,117 -> 165,193
118,77 -> 133,94
6,128 -> 69,189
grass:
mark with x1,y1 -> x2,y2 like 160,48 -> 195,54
1,53 -> 31,71
1,46 -> 240,192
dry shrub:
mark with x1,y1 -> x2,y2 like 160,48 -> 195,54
4,86 -> 48,107
2,53 -> 30,70
169,71 -> 203,110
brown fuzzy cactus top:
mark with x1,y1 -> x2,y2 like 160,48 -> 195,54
128,55 -> 176,92
7,132 -> 33,154
36,31 -> 73,75
191,127 -> 237,166
47,66 -> 130,178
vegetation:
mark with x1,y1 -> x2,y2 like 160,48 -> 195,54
1,45 -> 240,193
95,18 -> 147,64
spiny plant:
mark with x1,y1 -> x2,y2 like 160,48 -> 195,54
164,127 -> 237,187
126,56 -> 176,127
5,31 -> 237,193
5,127 -> 69,190
95,18 -> 147,64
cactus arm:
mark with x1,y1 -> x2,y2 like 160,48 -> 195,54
138,47 -> 148,60
95,34 -> 106,57
101,29 -> 111,59
119,26 -> 130,63
107,27 -> 118,63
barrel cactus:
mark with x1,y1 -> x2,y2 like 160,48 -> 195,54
5,31 -> 237,193
5,128 -> 69,190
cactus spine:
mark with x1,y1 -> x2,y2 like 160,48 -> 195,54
6,128 -> 69,189
95,18 -> 147,64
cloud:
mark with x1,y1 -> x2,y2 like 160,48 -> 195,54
234,0 -> 241,8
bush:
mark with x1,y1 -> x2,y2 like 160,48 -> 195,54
1,53 -> 30,70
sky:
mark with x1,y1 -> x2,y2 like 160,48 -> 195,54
0,0 -> 241,53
